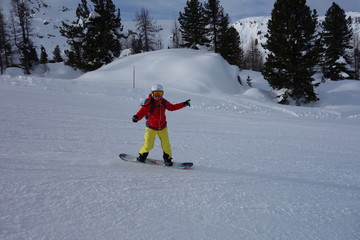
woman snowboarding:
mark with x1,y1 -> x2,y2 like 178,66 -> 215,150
132,84 -> 191,166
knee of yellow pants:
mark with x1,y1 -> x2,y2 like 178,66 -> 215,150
139,128 -> 156,154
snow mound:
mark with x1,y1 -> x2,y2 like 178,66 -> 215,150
77,49 -> 243,95
317,80 -> 360,106
243,88 -> 273,101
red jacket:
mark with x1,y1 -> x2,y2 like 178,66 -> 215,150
135,94 -> 186,130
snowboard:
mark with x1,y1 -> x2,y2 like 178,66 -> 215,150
119,153 -> 193,169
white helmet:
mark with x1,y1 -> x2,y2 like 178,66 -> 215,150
151,84 -> 164,92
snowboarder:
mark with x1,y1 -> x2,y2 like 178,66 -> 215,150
132,84 -> 191,166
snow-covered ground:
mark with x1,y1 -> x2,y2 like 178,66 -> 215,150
1,49 -> 360,240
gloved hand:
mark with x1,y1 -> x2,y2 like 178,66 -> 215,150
184,99 -> 191,107
132,115 -> 138,122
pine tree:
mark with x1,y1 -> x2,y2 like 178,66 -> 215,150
245,38 -> 263,71
321,2 -> 353,80
40,45 -> 48,64
60,0 -> 123,71
11,0 -> 38,74
179,0 -> 242,66
40,45 -> 49,72
52,45 -> 63,62
83,0 -> 123,71
204,0 -> 241,61
0,9 -> 13,74
60,0 -> 89,70
178,0 -> 208,48
135,8 -> 162,52
262,0 -> 320,105
131,35 -> 143,54
0,10 -> 4,74
354,37 -> 360,80
204,0 -> 226,52
218,26 -> 243,67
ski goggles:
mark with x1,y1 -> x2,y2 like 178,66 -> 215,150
152,91 -> 163,97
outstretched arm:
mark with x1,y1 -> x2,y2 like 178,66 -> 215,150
165,99 -> 191,111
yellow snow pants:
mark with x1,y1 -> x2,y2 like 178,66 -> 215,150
139,127 -> 172,157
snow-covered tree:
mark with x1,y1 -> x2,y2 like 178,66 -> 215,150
60,0 -> 123,72
262,0 -> 320,105
321,2 -> 353,80
84,0 -> 123,70
178,0 -> 208,48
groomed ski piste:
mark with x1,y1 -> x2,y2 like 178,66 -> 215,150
1,49 -> 360,239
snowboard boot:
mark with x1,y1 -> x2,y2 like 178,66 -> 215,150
137,152 -> 148,163
163,152 -> 173,166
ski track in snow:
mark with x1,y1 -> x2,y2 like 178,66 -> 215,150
1,55 -> 360,239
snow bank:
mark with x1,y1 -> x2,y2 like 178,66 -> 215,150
78,49 -> 242,95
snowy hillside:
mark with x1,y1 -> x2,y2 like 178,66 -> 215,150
1,49 -> 360,239
232,16 -> 270,57
0,0 -> 176,52
232,12 -> 360,56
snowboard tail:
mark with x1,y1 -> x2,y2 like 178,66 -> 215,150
119,153 -> 193,169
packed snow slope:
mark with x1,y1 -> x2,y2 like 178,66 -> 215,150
1,49 -> 360,240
